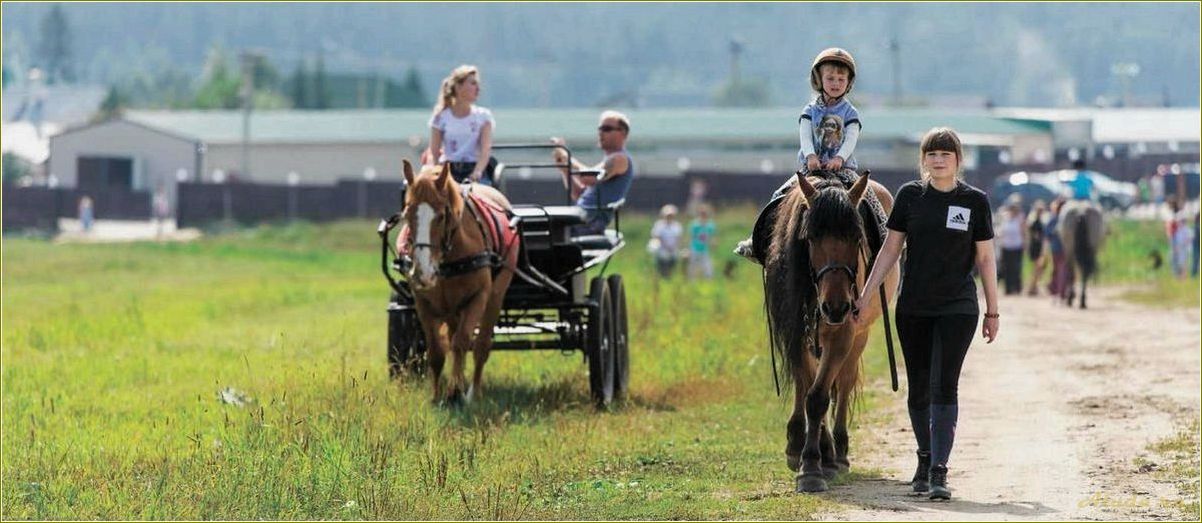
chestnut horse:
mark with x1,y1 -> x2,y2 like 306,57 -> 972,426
763,172 -> 899,492
401,160 -> 518,405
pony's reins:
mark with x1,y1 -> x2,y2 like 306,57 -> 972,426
857,241 -> 899,392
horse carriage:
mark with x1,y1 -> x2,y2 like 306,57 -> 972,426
377,144 -> 631,407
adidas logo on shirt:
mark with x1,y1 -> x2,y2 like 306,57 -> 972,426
946,206 -> 970,231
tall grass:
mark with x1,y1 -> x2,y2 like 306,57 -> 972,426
2,210 -> 895,520
1096,219 -> 1200,308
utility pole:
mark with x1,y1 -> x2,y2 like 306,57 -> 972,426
729,37 -> 745,85
889,37 -> 902,106
239,51 -> 261,180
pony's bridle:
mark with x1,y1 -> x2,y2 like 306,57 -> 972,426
811,259 -> 859,298
408,203 -> 460,279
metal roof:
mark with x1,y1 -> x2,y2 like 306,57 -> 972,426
990,107 -> 1202,144
121,107 -> 1051,146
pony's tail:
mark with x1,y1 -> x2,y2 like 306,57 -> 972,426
1075,215 -> 1097,280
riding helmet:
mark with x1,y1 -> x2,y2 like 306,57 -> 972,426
810,47 -> 857,96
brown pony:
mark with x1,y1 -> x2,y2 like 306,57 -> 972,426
401,160 -> 518,405
763,172 -> 899,493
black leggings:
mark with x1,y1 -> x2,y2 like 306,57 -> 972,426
896,313 -> 977,408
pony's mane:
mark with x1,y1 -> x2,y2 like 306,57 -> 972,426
801,185 -> 864,243
763,176 -> 865,384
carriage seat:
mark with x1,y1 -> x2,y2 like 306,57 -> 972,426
511,205 -> 587,251
571,229 -> 623,250
510,205 -> 587,227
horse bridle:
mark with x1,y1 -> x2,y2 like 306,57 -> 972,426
811,259 -> 859,298
408,203 -> 460,270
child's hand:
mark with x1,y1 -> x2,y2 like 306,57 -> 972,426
825,156 -> 844,171
806,155 -> 821,171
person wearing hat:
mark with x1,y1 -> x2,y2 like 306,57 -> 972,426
649,204 -> 683,278
734,47 -> 865,261
799,47 -> 862,174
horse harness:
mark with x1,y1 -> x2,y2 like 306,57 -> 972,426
411,188 -> 518,279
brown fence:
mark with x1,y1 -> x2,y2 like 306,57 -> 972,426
2,184 -> 151,232
9,152 -> 1196,233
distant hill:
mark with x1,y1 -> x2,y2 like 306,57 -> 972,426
2,3 -> 1198,108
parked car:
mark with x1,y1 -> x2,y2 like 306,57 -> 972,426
991,171 -> 1063,212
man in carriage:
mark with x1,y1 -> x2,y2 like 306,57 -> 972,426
549,110 -> 636,235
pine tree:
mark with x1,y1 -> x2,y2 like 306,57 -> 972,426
96,85 -> 127,120
399,66 -> 427,108
193,47 -> 241,109
312,52 -> 330,110
289,60 -> 309,109
37,4 -> 74,84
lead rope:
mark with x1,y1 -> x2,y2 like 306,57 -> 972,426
859,239 -> 898,392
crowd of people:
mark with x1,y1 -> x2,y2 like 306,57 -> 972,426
993,171 -> 1199,298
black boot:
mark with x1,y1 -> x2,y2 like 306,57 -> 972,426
911,450 -> 931,493
928,464 -> 950,500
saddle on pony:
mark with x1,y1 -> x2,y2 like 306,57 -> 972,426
750,169 -> 888,264
396,185 -> 519,276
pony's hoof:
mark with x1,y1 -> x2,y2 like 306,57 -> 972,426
796,474 -> 829,493
786,454 -> 801,472
822,465 -> 840,480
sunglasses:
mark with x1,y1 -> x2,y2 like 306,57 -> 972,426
597,125 -> 624,133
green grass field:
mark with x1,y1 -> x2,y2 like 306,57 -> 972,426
1096,219 -> 1201,308
2,210 -> 1194,519
2,210 -> 898,520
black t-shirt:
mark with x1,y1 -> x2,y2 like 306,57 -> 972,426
887,180 -> 994,316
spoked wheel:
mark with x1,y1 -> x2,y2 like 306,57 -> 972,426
587,277 -> 615,408
607,274 -> 630,401
387,294 -> 426,379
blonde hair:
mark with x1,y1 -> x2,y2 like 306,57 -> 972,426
433,65 -> 479,116
918,127 -> 964,180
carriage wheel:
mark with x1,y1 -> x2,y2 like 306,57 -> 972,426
587,277 -> 616,407
607,274 -> 630,401
387,295 -> 426,379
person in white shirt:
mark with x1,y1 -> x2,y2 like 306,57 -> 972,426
427,65 -> 497,186
649,204 -> 683,278
998,202 -> 1027,295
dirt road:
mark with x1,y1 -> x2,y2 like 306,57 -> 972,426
822,287 -> 1200,521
